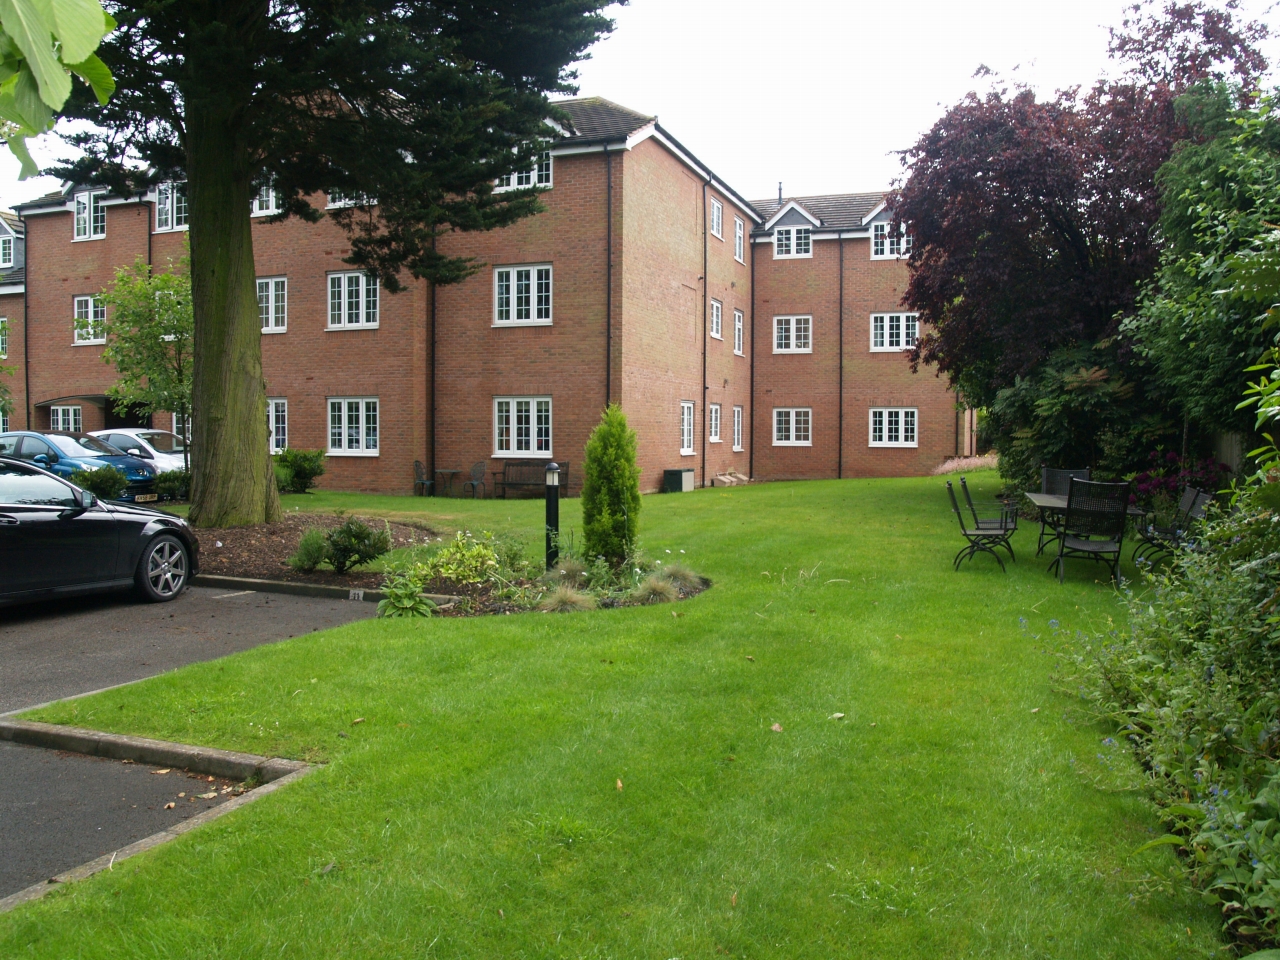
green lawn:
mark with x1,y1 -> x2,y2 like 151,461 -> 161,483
2,474 -> 1218,958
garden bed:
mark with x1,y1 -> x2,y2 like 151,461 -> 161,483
193,514 -> 435,590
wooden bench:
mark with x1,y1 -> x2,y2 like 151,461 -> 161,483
492,460 -> 570,499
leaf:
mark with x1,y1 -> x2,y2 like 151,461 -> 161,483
50,0 -> 104,64
351,717 -> 365,725
1240,951 -> 1280,960
1131,834 -> 1184,855
68,51 -> 111,104
163,801 -> 175,809
151,768 -> 171,775
197,791 -> 217,800
771,723 -> 783,732
616,778 -> 623,792
0,0 -> 70,108
4,129 -> 37,178
829,713 -> 845,720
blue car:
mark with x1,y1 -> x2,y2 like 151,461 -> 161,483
0,431 -> 158,502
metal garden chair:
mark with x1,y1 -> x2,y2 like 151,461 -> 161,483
960,476 -> 1018,535
1036,466 -> 1091,555
1049,478 -> 1129,584
413,460 -> 433,497
461,461 -> 487,499
947,480 -> 1015,572
1133,487 -> 1213,565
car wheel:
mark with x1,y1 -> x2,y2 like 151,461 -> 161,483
136,534 -> 189,602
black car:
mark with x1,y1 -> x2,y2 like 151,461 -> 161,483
0,457 -> 200,606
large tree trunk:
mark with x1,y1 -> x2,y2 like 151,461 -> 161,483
185,99 -> 280,527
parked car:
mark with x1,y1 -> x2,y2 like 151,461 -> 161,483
0,431 -> 158,503
90,428 -> 189,473
0,456 -> 199,605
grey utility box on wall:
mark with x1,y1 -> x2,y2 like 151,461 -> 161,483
662,468 -> 695,493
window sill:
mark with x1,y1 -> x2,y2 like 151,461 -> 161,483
251,211 -> 281,218
326,324 -> 380,331
262,327 -> 287,335
72,236 -> 106,243
870,346 -> 913,353
153,225 -> 189,234
710,333 -> 723,341
326,449 -> 380,457
732,446 -> 744,452
493,451 -> 553,459
772,253 -> 813,260
72,340 -> 106,347
492,320 -> 553,328
868,443 -> 919,449
680,450 -> 695,457
711,231 -> 723,241
870,255 -> 908,261
734,256 -> 746,265
773,349 -> 812,355
734,350 -> 745,357
773,441 -> 812,447
709,438 -> 722,444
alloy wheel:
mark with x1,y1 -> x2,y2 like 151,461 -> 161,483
146,539 -> 187,598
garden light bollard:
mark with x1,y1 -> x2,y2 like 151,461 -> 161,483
545,462 -> 560,570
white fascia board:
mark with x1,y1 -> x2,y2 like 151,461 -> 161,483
861,200 -> 888,225
753,229 -> 869,244
762,200 -> 821,231
647,129 -> 762,224
0,283 -> 24,295
20,191 -> 144,217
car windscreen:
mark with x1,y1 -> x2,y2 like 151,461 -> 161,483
137,431 -> 185,453
47,433 -> 125,457
0,465 -> 77,507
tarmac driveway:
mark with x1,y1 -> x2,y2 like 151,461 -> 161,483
0,585 -> 377,715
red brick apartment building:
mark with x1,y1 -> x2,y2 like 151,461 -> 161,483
4,98 -> 971,494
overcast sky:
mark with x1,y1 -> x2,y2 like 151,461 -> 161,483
0,0 -> 1277,209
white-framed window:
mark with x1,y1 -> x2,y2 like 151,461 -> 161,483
710,299 -> 722,339
267,398 -> 288,453
252,182 -> 281,216
326,189 -> 374,209
773,315 -> 811,353
869,407 -> 918,447
258,277 -> 287,333
493,396 -> 552,457
327,397 -> 379,455
174,413 -> 192,443
73,190 -> 106,240
710,198 -> 723,239
73,296 -> 106,344
733,309 -> 744,355
734,218 -> 745,263
773,407 -> 811,446
872,222 -> 913,259
709,403 -> 721,442
496,151 -> 553,191
50,405 -> 82,433
155,181 -> 188,231
680,401 -> 695,455
0,411 -> 7,432
774,227 -> 812,259
0,235 -> 13,266
327,272 -> 378,328
494,265 -> 552,326
870,313 -> 918,351
0,317 -> 7,357
732,405 -> 743,451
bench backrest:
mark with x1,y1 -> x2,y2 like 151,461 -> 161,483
503,461 -> 547,484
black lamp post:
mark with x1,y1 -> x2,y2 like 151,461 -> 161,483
545,461 -> 560,570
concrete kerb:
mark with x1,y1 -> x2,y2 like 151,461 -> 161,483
191,573 -> 460,608
0,719 -> 317,915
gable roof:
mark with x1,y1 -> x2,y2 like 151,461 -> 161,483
0,210 -> 23,235
751,192 -> 887,232
552,97 -> 655,144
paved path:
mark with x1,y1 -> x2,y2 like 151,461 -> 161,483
0,585 -> 377,715
0,586 -> 375,901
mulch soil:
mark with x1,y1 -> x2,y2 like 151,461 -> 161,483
193,513 -> 437,590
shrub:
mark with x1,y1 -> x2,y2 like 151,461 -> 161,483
377,565 -> 437,618
630,575 -> 678,604
273,460 -> 293,494
416,531 -> 501,583
325,518 -> 391,573
69,465 -> 128,501
275,448 -> 326,494
289,527 -> 329,572
581,404 -> 640,566
656,562 -> 708,593
154,469 -> 190,501
544,557 -> 588,588
537,585 -> 597,613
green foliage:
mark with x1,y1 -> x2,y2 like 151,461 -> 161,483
96,255 -> 193,469
581,404 -> 641,565
68,464 -> 127,500
288,527 -> 329,573
376,565 -> 438,618
153,469 -> 189,501
274,448 -> 326,494
414,531 -> 502,584
0,0 -> 114,178
325,518 -> 391,574
1060,497 -> 1280,944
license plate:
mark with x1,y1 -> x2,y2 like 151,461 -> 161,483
134,494 -> 158,503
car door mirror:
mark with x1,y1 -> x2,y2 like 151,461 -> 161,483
32,454 -> 49,466
126,447 -> 152,459
81,490 -> 97,508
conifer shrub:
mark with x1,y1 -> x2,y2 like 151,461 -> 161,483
581,404 -> 640,566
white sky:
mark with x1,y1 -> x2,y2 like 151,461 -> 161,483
0,0 -> 1277,209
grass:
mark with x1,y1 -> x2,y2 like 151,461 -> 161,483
1,473 -> 1220,958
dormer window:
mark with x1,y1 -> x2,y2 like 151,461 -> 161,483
496,152 -> 553,191
872,222 -> 913,259
156,181 -> 188,231
774,226 -> 812,259
0,236 -> 12,267
73,190 -> 107,240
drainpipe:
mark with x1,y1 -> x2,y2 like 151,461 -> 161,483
748,230 -> 756,480
604,145 -> 613,408
430,266 -> 437,495
700,180 -> 708,489
837,234 -> 845,480
19,212 -> 28,430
